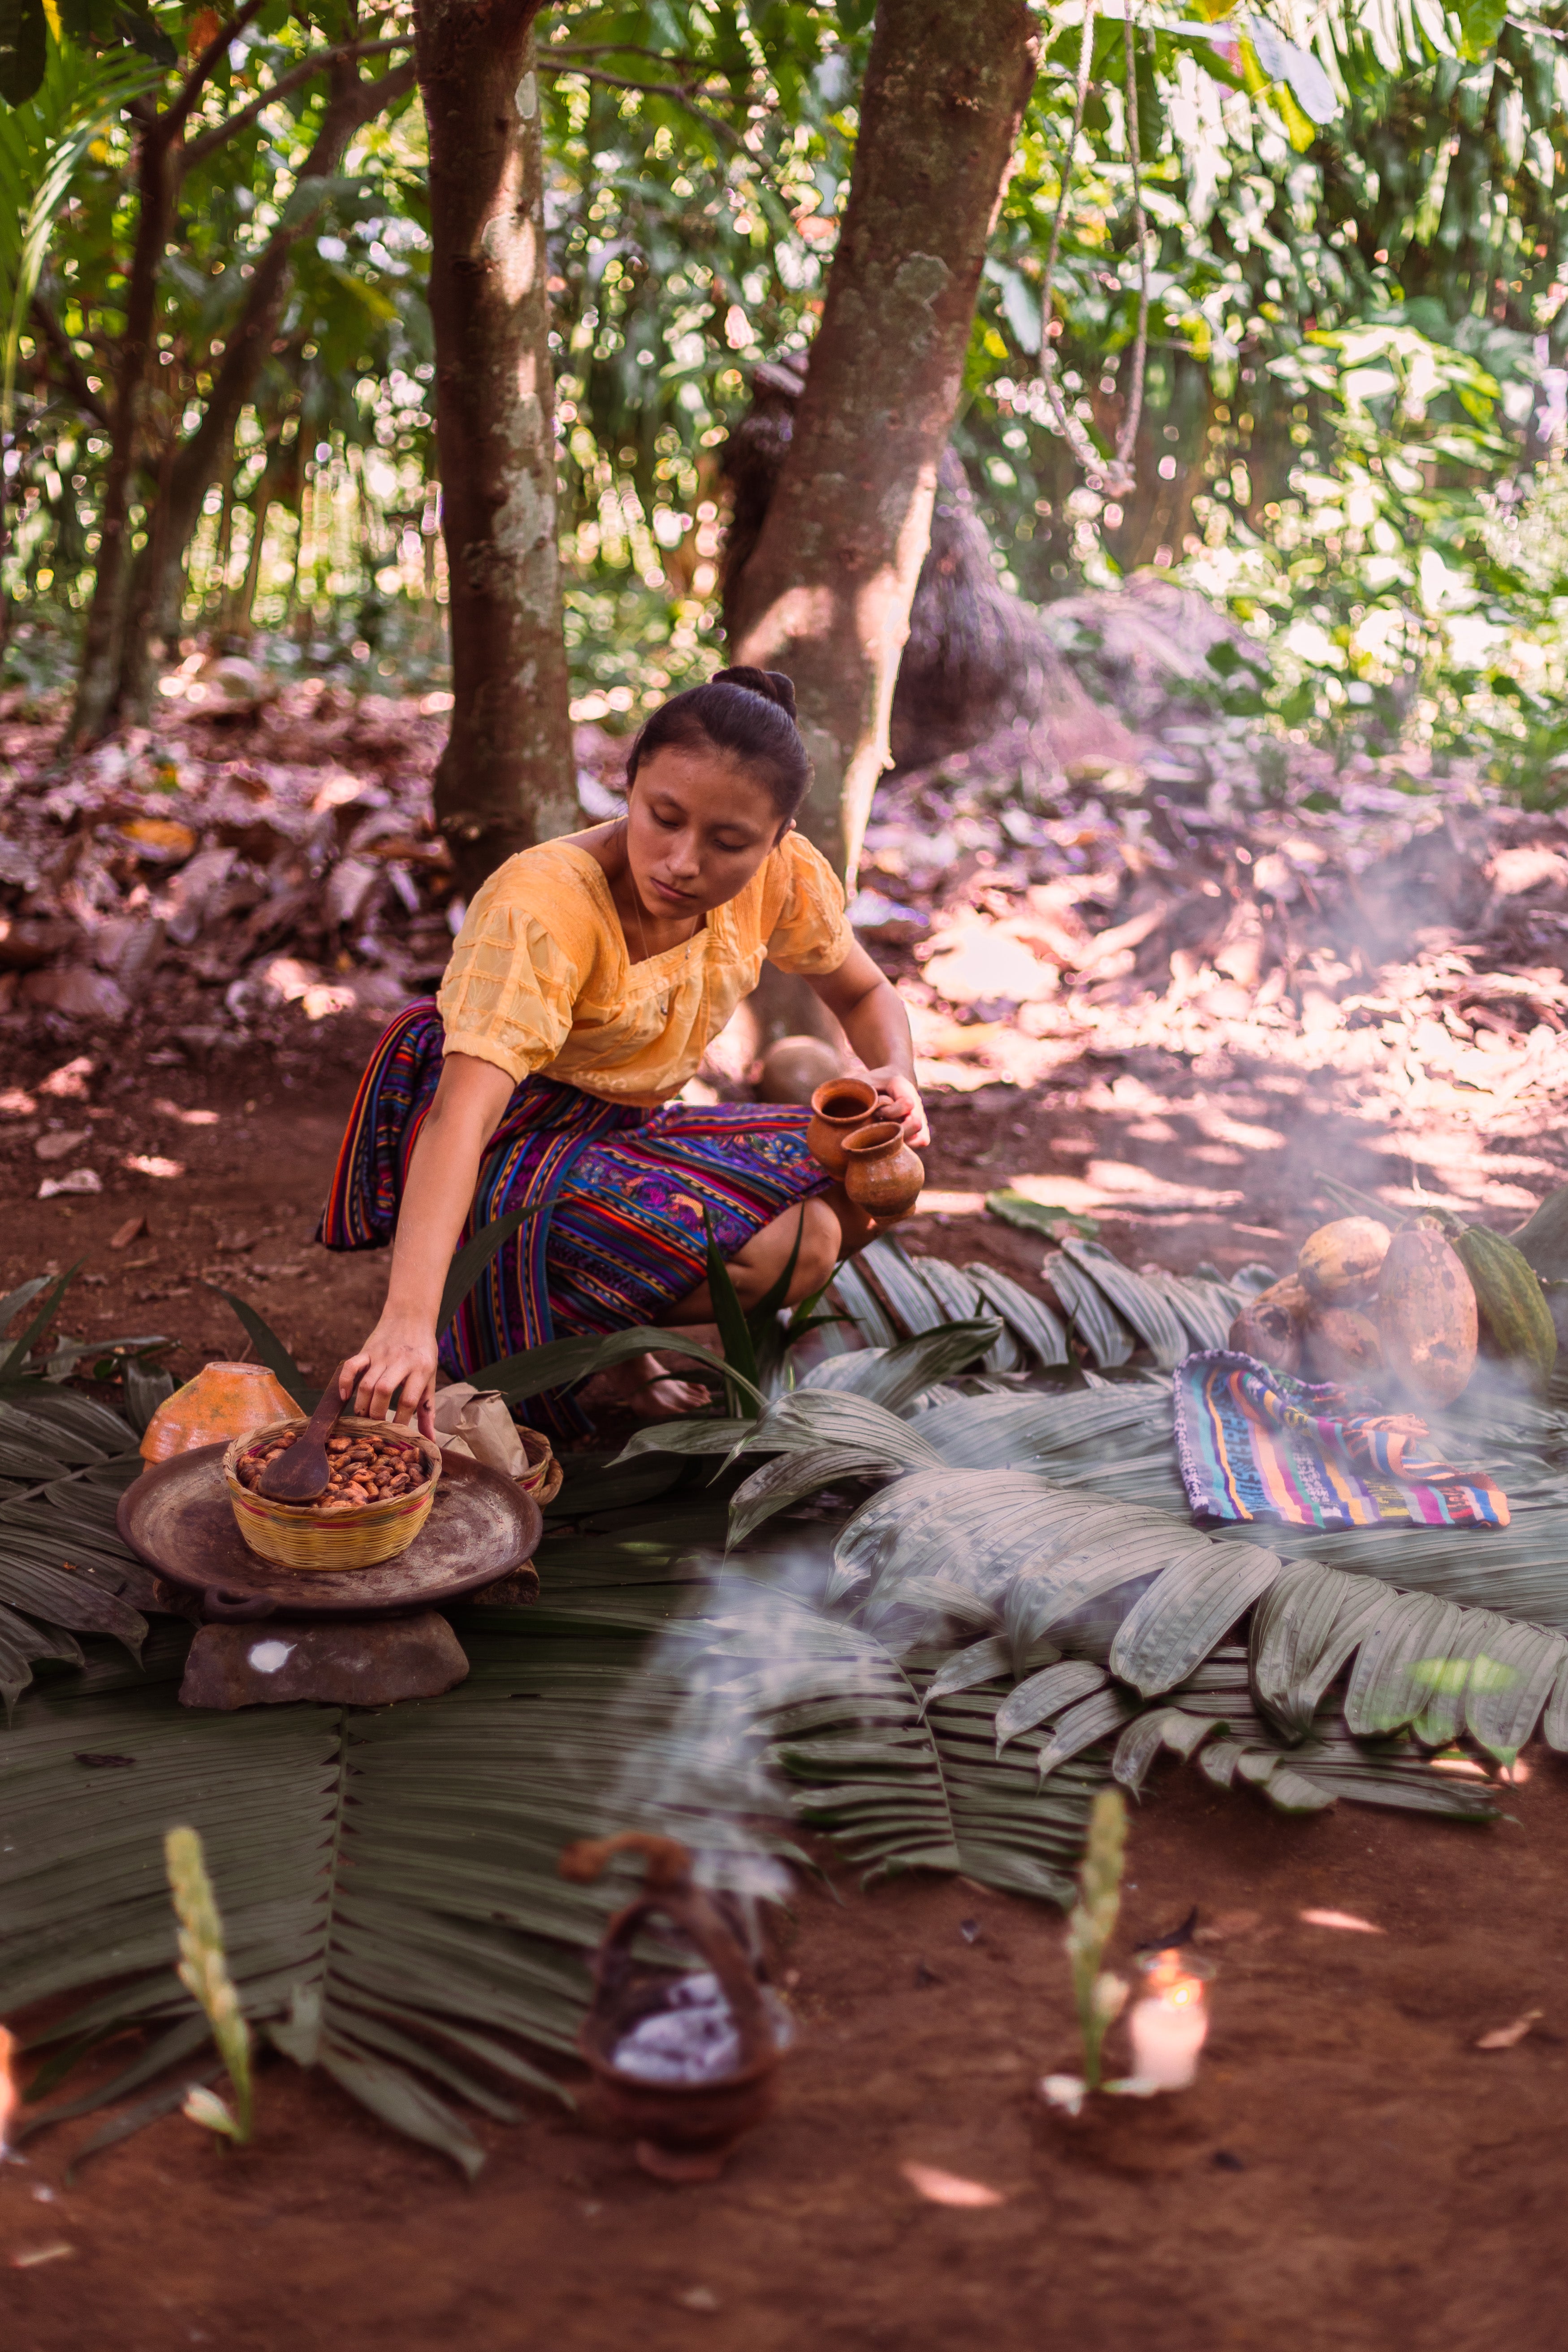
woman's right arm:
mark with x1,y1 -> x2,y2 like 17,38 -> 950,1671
339,1051 -> 516,1428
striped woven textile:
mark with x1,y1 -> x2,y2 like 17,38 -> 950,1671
318,1000 -> 829,1435
1173,1349 -> 1510,1531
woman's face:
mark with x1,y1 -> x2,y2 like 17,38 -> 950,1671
622,742 -> 787,920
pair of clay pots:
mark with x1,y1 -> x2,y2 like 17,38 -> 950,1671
804,1076 -> 924,1221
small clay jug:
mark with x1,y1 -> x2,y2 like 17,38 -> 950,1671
805,1075 -> 886,1176
841,1120 -> 925,1221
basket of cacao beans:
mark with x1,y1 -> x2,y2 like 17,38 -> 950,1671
221,1415 -> 443,1571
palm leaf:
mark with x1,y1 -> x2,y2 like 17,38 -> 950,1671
822,1258 -> 898,1349
965,1262 -> 1071,1367
0,1262 -> 82,1386
1056,1238 -> 1189,1368
1042,1252 -> 1136,1367
206,1287 -> 315,1409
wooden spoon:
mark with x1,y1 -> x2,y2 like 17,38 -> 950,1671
254,1369 -> 348,1503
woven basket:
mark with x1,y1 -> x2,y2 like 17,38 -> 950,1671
222,1415 -> 442,1572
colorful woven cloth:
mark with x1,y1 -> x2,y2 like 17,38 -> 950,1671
319,1000 -> 830,1435
1173,1349 -> 1510,1531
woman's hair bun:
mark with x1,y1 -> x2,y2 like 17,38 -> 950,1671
628,664 -> 810,821
713,665 -> 797,721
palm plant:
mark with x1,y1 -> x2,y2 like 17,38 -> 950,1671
620,1233 -> 1568,1818
5,1218 -> 1564,2173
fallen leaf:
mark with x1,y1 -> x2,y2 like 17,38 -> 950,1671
122,1155 -> 186,1180
1299,1908 -> 1385,1935
34,1129 -> 91,1162
1475,2010 -> 1542,2051
10,2243 -> 73,2269
900,2160 -> 1006,2209
39,1055 -> 93,1100
109,1214 -> 148,1250
1038,2074 -> 1086,2118
39,1169 -> 102,1199
153,1098 -> 220,1128
122,817 -> 196,860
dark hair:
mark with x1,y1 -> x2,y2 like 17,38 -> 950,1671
625,666 -> 810,823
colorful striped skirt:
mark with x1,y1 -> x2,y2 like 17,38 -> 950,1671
318,1001 -> 830,1434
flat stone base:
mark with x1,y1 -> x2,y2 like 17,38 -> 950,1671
179,1611 -> 470,1710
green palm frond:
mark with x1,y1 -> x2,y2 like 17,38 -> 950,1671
0,1390 -> 153,1711
0,38 -> 157,429
0,1404 -> 1101,2172
696,1585 -> 1098,1904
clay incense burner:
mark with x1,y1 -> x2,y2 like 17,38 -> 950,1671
841,1119 -> 925,1222
805,1075 -> 888,1176
562,1832 -> 788,2183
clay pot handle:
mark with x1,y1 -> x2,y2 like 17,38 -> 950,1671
592,1885 -> 776,2073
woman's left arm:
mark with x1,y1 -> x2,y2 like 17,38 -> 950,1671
809,943 -> 929,1147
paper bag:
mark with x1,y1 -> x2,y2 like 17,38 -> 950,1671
429,1383 -> 562,1504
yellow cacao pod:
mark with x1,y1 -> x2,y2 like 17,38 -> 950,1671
1297,1217 -> 1391,1307
1376,1226 -> 1477,1408
1229,1275 -> 1309,1374
1304,1306 -> 1384,1386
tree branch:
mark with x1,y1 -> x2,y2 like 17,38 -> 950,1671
166,56 -> 419,523
180,35 -> 412,173
29,296 -> 109,428
160,0 -> 273,143
535,59 -> 748,147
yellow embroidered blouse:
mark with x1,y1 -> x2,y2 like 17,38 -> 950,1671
436,831 -> 853,1105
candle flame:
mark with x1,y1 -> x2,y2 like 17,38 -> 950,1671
0,2024 -> 16,2157
1143,1954 -> 1207,2005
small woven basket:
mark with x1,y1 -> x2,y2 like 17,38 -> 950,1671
221,1415 -> 442,1572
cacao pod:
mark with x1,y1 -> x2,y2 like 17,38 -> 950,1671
1228,1276 -> 1308,1374
1452,1224 -> 1557,1389
1296,1217 -> 1391,1306
1304,1306 -> 1383,1385
1376,1225 -> 1477,1408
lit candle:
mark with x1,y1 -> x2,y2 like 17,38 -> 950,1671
0,2023 -> 14,2156
1127,1954 -> 1211,2090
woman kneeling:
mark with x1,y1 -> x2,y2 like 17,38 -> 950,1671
322,666 -> 928,1431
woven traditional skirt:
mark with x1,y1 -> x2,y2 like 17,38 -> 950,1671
318,1000 -> 829,1433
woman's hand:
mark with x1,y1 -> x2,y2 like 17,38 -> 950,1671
339,1314 -> 440,1437
810,946 -> 928,1149
864,1064 -> 929,1149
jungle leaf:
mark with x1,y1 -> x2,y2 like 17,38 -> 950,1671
994,1659 -> 1108,1751
1043,1252 -> 1136,1367
1057,1238 -> 1189,1368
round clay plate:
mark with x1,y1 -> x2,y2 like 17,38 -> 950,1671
117,1443 -> 541,1617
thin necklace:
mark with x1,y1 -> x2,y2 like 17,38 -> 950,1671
618,818 -> 653,964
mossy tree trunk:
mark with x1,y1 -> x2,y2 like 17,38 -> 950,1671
416,0 -> 576,901
727,0 -> 1039,882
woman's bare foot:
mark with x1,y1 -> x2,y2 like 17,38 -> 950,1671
581,1352 -> 708,1421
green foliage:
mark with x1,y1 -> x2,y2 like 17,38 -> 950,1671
164,1825 -> 254,2145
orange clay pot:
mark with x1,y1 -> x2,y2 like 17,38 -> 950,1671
841,1120 -> 925,1222
139,1362 -> 301,1463
805,1076 -> 886,1177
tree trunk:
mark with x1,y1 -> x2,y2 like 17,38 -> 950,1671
727,0 -> 1039,882
416,0 -> 575,901
112,57 -> 418,723
70,114 -> 178,742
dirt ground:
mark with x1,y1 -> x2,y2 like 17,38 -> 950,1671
4,1014 -> 1568,2350
3,1764 -> 1564,2352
